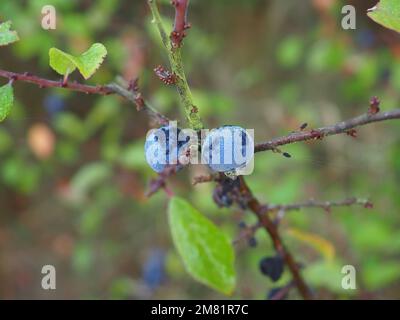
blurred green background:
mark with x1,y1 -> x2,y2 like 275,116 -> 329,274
0,0 -> 400,299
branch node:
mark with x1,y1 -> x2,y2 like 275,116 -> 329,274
368,96 -> 381,115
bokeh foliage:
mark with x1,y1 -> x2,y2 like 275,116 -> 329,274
0,0 -> 400,299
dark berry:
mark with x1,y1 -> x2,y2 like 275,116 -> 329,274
142,249 -> 166,290
44,94 -> 65,116
248,237 -> 257,248
259,255 -> 284,282
238,221 -> 247,229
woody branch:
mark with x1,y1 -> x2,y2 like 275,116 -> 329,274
0,69 -> 169,126
255,105 -> 400,153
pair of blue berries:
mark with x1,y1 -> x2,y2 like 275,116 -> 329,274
144,125 -> 253,173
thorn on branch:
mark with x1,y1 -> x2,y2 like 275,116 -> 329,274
300,123 -> 308,130
191,105 -> 198,114
128,78 -> 145,111
346,129 -> 357,138
154,65 -> 177,85
364,201 -> 374,209
170,0 -> 190,48
128,78 -> 140,92
368,96 -> 380,115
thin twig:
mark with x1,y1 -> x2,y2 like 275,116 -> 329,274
238,176 -> 313,300
233,222 -> 261,246
146,165 -> 180,197
235,197 -> 373,242
0,69 -> 112,95
255,109 -> 400,153
192,173 -> 220,185
269,281 -> 295,300
268,197 -> 373,213
0,69 -> 169,126
107,82 -> 169,125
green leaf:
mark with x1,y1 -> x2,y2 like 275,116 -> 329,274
168,197 -> 236,295
368,0 -> 400,33
0,83 -> 14,122
0,21 -> 19,46
49,43 -> 107,79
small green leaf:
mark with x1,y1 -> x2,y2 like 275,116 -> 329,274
49,48 -> 77,77
0,83 -> 14,122
0,21 -> 19,46
168,197 -> 236,295
368,0 -> 400,33
49,43 -> 107,79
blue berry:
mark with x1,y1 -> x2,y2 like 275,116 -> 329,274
142,249 -> 166,290
43,94 -> 65,116
202,125 -> 253,173
238,221 -> 247,229
144,125 -> 189,173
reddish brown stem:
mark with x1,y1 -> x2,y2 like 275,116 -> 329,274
170,0 -> 190,48
255,109 -> 400,153
0,69 -> 170,126
238,176 -> 313,300
146,165 -> 179,197
0,69 -> 112,95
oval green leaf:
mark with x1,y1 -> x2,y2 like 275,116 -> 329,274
368,0 -> 400,33
0,83 -> 14,122
168,196 -> 236,295
0,21 -> 19,46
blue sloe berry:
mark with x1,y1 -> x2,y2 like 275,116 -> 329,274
43,94 -> 65,116
144,125 -> 189,173
142,249 -> 166,290
202,125 -> 254,173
